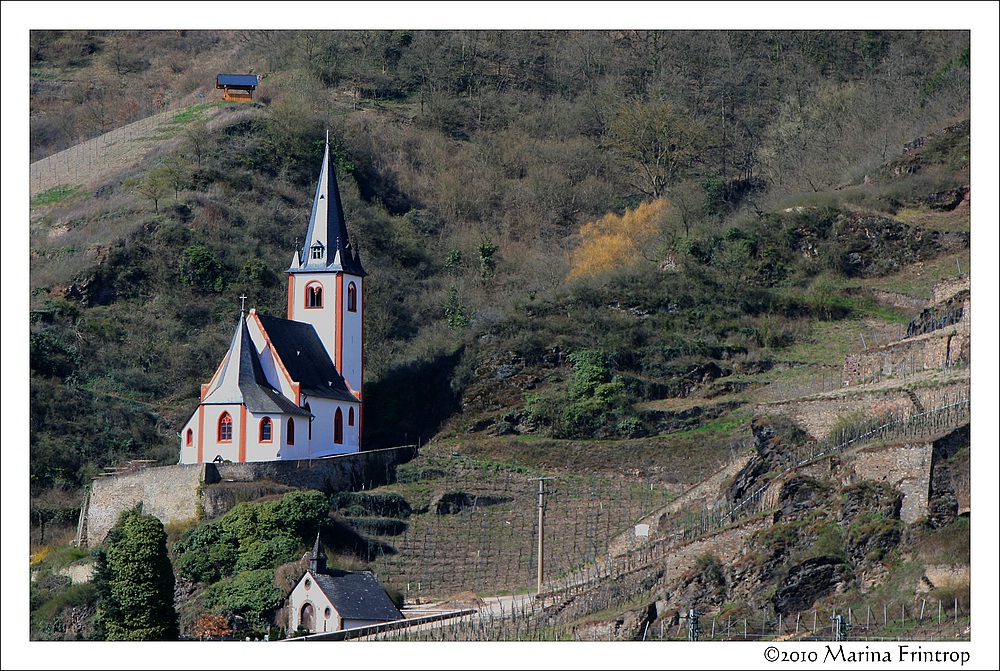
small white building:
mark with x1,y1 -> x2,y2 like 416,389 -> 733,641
179,134 -> 367,463
287,537 -> 403,634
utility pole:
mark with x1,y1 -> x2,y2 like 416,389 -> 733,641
530,477 -> 556,596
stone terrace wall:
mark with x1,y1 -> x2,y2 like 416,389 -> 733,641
201,446 -> 417,519
796,441 -> 933,524
86,463 -> 206,546
754,377 -> 968,441
83,446 -> 417,546
932,275 -> 970,304
842,328 -> 969,386
843,288 -> 970,387
754,390 -> 908,441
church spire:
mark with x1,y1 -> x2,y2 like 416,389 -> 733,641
291,134 -> 366,276
309,530 -> 327,574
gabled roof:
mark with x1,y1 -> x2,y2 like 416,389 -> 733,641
310,570 -> 403,623
202,313 -> 310,416
255,313 -> 359,403
289,135 -> 366,277
217,74 -> 259,88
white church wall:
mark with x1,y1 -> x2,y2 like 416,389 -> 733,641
243,412 -> 282,463
299,396 -> 360,457
290,273 -> 338,361
340,275 -> 364,394
201,404 -> 242,463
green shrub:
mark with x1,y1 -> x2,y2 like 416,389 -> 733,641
203,569 -> 282,624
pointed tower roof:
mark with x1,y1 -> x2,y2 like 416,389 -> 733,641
309,530 -> 327,574
202,313 -> 309,416
290,133 -> 366,276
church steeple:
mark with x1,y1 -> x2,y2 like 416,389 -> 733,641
290,132 -> 366,277
309,530 -> 327,574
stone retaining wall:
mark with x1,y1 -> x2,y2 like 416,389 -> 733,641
86,463 -> 206,546
83,447 -> 417,545
796,441 -> 933,524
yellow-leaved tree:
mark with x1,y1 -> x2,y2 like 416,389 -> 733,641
567,199 -> 668,281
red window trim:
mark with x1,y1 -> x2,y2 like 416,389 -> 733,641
218,412 -> 233,443
305,282 -> 324,309
347,282 -> 357,312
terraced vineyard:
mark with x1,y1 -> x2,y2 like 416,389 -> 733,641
360,449 -> 671,600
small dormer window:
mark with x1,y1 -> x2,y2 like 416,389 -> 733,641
311,242 -> 325,260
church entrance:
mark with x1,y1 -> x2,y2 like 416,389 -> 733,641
300,602 -> 315,632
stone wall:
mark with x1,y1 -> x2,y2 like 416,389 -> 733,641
86,463 -> 206,546
83,446 -> 417,546
842,327 -> 969,387
932,275 -> 970,304
796,441 -> 933,524
842,283 -> 970,387
754,391 -> 907,441
752,377 -> 968,441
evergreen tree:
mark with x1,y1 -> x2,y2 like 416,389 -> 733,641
94,506 -> 179,641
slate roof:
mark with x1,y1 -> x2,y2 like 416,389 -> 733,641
289,136 -> 366,277
216,74 -> 259,88
311,570 -> 403,623
255,313 -> 359,403
202,314 -> 309,416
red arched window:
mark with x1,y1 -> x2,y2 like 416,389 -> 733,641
259,417 -> 273,442
334,408 -> 344,444
347,282 -> 357,312
287,417 -> 295,445
218,412 -> 233,442
304,403 -> 312,440
306,282 -> 323,308
348,407 -> 355,427
185,428 -> 193,446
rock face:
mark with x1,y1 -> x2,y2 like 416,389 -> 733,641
773,476 -> 828,523
840,482 -> 903,523
771,556 -> 851,616
727,416 -> 804,502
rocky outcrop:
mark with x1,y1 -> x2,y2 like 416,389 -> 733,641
773,476 -> 829,523
771,556 -> 851,616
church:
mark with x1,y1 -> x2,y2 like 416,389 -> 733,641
179,136 -> 366,464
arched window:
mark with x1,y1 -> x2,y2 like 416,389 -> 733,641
347,282 -> 357,312
348,407 -> 355,427
259,417 -> 273,442
287,417 -> 296,445
300,602 -> 315,632
306,282 -> 323,308
334,408 -> 344,444
185,428 -> 193,446
218,412 -> 233,442
304,403 -> 312,440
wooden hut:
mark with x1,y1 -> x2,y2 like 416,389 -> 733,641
216,74 -> 259,101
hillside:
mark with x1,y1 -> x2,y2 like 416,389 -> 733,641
26,29 -> 977,643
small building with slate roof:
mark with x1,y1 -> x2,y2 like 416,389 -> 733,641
178,134 -> 367,463
287,536 -> 403,634
216,73 -> 259,101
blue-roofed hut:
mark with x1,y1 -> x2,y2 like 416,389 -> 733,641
216,73 -> 259,101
